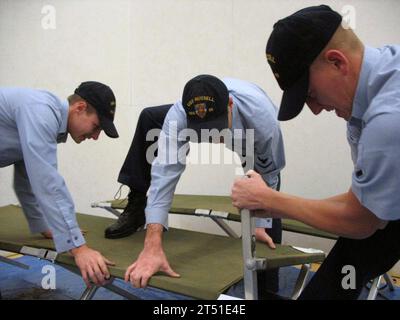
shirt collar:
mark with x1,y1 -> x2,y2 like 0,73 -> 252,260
351,46 -> 381,120
57,99 -> 69,143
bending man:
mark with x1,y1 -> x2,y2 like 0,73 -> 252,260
0,81 -> 118,287
117,75 -> 285,296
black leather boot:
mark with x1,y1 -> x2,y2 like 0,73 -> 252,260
104,191 -> 146,239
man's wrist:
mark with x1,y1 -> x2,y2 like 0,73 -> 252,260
144,224 -> 163,249
260,186 -> 279,212
70,244 -> 87,256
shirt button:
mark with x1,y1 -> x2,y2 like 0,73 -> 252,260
67,240 -> 71,244
74,236 -> 78,240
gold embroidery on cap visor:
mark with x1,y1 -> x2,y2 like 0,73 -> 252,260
110,101 -> 116,115
266,53 -> 276,64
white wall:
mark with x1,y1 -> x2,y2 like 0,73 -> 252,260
1,0 -> 399,274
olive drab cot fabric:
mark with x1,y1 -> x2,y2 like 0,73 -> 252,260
0,205 -> 324,299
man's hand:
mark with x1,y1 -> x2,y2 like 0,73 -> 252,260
70,245 -> 115,287
124,246 -> 180,288
124,223 -> 180,288
231,170 -> 273,210
40,230 -> 53,239
255,227 -> 276,249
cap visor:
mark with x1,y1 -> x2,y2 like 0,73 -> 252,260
100,116 -> 119,138
278,71 -> 309,121
186,113 -> 228,143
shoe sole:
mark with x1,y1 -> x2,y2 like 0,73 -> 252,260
104,225 -> 144,239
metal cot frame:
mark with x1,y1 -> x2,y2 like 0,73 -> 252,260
91,200 -> 316,300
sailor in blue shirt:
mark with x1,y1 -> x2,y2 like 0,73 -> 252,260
145,77 -> 284,230
233,5 -> 400,299
0,81 -> 118,287
118,75 -> 285,291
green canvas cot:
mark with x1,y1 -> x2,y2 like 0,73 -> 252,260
0,204 -> 324,299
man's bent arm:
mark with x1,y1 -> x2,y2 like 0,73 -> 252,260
265,188 -> 386,239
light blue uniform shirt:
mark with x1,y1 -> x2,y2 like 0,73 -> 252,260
146,78 -> 286,228
0,88 -> 85,252
349,46 -> 400,221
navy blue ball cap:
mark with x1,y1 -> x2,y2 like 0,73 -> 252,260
74,81 -> 119,138
182,74 -> 229,136
266,5 -> 342,121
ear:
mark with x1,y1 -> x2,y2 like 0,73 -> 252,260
72,101 -> 87,114
324,49 -> 349,75
228,96 -> 233,110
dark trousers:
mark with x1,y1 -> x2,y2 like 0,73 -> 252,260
119,104 -> 282,295
118,104 -> 173,192
258,218 -> 282,297
299,219 -> 400,300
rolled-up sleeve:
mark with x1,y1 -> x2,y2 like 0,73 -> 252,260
15,104 -> 85,252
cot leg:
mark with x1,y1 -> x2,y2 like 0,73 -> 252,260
80,285 -> 99,300
383,273 -> 395,291
104,207 -> 121,218
291,264 -> 311,300
211,217 -> 239,238
104,278 -> 140,300
241,209 -> 258,300
59,264 -> 140,300
91,202 -> 122,218
367,275 -> 382,300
